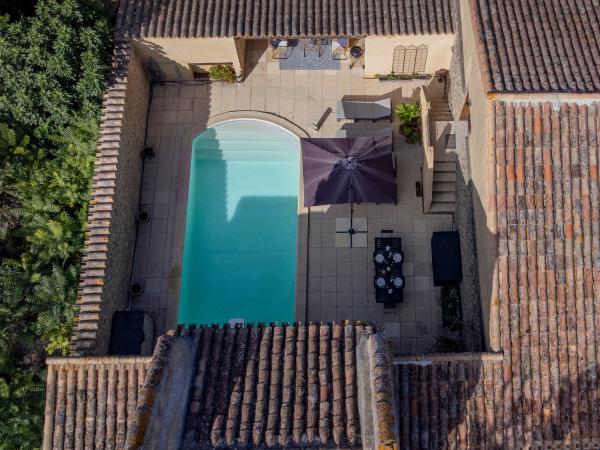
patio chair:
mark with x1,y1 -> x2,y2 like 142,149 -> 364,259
332,37 -> 350,60
303,38 -> 326,57
269,38 -> 290,59
336,98 -> 392,121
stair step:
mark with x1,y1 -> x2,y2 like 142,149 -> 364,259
430,115 -> 454,121
432,191 -> 456,203
428,202 -> 455,214
434,149 -> 456,162
433,181 -> 456,192
434,161 -> 456,172
433,171 -> 457,182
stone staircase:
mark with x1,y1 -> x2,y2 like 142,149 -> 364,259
428,100 -> 457,214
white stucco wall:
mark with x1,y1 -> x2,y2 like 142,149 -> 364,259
364,35 -> 455,78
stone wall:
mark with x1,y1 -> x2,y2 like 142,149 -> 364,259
445,0 -> 485,351
126,331 -> 199,450
71,41 -> 150,355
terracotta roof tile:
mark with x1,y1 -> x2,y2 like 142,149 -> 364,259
115,0 -> 455,38
42,356 -> 151,449
471,0 -> 600,93
180,323 -> 369,449
395,353 -> 506,448
493,100 -> 600,446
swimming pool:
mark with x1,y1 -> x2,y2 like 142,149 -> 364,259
178,119 -> 299,325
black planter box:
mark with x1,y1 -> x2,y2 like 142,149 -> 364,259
431,231 -> 463,286
109,311 -> 154,356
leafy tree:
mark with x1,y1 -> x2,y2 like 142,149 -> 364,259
0,0 -> 111,141
0,0 -> 113,447
0,0 -> 37,19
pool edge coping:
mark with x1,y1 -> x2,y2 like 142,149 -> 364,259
172,112 -> 310,328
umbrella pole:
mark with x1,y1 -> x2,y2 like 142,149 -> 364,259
350,202 -> 354,247
349,181 -> 354,247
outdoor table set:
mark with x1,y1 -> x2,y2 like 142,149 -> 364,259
373,236 -> 405,307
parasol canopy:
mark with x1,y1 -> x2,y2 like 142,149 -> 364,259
300,135 -> 397,207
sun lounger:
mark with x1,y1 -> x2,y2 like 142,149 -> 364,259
336,127 -> 393,138
336,98 -> 391,121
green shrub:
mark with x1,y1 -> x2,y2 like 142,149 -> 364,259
0,0 -> 112,446
429,285 -> 464,353
440,285 -> 463,332
377,72 -> 432,81
208,64 -> 237,83
395,102 -> 422,144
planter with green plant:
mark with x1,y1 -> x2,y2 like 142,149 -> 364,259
208,64 -> 237,83
376,72 -> 432,81
395,102 -> 422,144
429,285 -> 465,353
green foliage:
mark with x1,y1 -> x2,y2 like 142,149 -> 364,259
0,0 -> 112,447
430,285 -> 464,353
395,102 -> 422,145
0,368 -> 46,450
0,0 -> 111,141
0,125 -> 24,242
377,72 -> 432,81
440,285 -> 463,332
209,64 -> 237,83
395,102 -> 421,123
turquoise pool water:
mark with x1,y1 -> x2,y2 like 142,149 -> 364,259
178,120 -> 299,325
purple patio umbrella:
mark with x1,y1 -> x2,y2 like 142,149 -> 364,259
300,135 -> 397,207
301,135 -> 396,246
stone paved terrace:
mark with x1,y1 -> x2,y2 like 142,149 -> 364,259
131,40 -> 454,355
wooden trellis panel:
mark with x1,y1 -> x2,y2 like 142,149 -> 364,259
392,45 -> 428,75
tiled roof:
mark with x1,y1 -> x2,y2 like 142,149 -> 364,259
397,101 -> 600,449
119,322 -> 397,449
178,323 -> 364,448
396,353 -> 506,449
493,101 -> 600,445
42,356 -> 151,449
115,0 -> 455,39
471,0 -> 600,93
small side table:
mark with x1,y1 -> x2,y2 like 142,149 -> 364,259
349,45 -> 364,69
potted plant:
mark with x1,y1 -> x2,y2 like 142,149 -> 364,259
129,282 -> 144,297
136,209 -> 150,223
395,102 -> 422,144
377,72 -> 433,81
208,64 -> 237,83
429,285 -> 465,353
377,71 -> 398,81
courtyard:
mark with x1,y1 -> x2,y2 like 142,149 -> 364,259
130,40 -> 456,355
